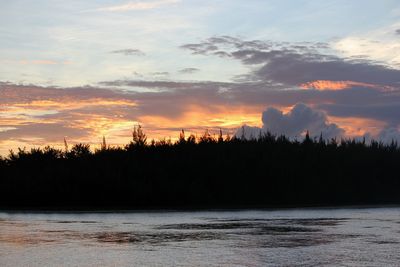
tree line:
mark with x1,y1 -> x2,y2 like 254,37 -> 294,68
1,126 -> 400,210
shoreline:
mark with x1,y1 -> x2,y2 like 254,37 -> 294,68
2,203 -> 400,214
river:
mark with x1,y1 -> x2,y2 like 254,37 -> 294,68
1,208 -> 400,266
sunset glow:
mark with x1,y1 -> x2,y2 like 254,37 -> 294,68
0,1 -> 399,155
299,80 -> 386,91
327,116 -> 387,137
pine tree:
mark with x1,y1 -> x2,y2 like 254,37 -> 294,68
101,136 -> 107,150
178,129 -> 186,144
218,129 -> 224,143
64,137 -> 69,152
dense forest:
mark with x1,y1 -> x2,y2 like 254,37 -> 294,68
1,126 -> 400,210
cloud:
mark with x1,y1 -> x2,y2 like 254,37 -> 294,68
180,36 -> 273,56
333,24 -> 400,68
0,60 -> 69,65
0,123 -> 91,143
97,76 -> 400,128
1,75 -> 400,154
334,37 -> 400,68
98,80 -> 232,91
0,83 -> 140,149
180,43 -> 220,55
299,80 -> 394,91
152,72 -> 169,76
177,36 -> 400,131
110,49 -> 145,56
236,50 -> 400,87
237,104 -> 345,140
179,68 -> 200,74
2,34 -> 400,151
97,0 -> 181,12
378,127 -> 400,143
0,82 -> 262,154
265,103 -> 344,138
0,83 -> 132,104
181,36 -> 400,89
317,102 -> 400,125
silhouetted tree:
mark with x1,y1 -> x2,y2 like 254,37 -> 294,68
199,129 -> 213,143
126,124 -> 147,150
1,127 -> 400,210
64,137 -> 69,153
218,129 -> 224,143
101,136 -> 107,150
177,129 -> 186,145
187,134 -> 196,144
133,124 -> 147,146
68,143 -> 91,158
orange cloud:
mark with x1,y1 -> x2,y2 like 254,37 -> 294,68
14,99 -> 136,110
328,116 -> 386,137
68,114 -> 136,139
0,96 -> 139,155
299,80 -> 392,91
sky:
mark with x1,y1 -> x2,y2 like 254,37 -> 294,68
1,0 -> 400,154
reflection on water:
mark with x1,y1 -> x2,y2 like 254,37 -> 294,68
1,208 -> 400,266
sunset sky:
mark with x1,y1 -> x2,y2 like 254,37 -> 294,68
1,0 -> 400,154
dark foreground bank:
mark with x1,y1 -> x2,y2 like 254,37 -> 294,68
1,131 -> 400,209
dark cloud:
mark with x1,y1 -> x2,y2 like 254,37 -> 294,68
0,123 -> 91,143
228,48 -> 400,87
179,67 -> 200,74
250,51 -> 400,87
152,72 -> 169,76
97,78 -> 400,125
317,102 -> 400,125
180,36 -> 400,135
261,103 -> 344,139
378,127 -> 400,143
98,80 -> 232,90
212,51 -> 232,57
181,36 -> 400,87
98,82 -> 400,143
0,83 -> 129,104
97,79 -> 278,118
132,71 -> 144,78
180,36 -> 272,57
180,43 -> 219,55
110,49 -> 145,56
236,103 -> 344,140
208,36 -> 273,50
129,84 -> 231,118
396,29 -> 400,35
180,36 -> 326,58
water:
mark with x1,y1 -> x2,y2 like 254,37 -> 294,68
1,208 -> 400,266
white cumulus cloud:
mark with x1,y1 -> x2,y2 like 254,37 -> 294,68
333,23 -> 400,69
